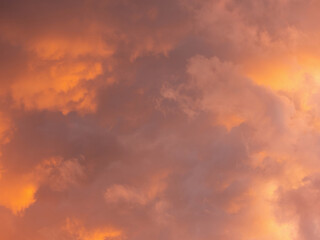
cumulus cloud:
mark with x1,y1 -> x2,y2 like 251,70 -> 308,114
1,0 -> 320,239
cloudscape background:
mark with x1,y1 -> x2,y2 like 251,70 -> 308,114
1,0 -> 320,239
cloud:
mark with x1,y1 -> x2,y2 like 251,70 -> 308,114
1,0 -> 320,240
63,218 -> 123,240
0,156 -> 85,214
0,174 -> 37,214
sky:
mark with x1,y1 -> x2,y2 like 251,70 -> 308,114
1,0 -> 320,239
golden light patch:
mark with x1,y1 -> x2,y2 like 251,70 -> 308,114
0,27 -> 110,114
241,54 -> 299,90
214,114 -> 245,131
29,34 -> 113,60
0,175 -> 37,214
65,218 -> 122,240
83,229 -> 122,240
236,180 -> 298,240
11,61 -> 102,113
0,156 -> 88,215
242,52 -> 320,92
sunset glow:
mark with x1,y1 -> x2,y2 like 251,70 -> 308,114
1,0 -> 320,239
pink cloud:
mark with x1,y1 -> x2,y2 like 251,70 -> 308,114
1,0 -> 320,239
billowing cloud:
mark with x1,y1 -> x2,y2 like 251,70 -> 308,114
1,0 -> 320,239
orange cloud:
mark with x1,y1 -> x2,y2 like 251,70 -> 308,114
0,156 -> 85,214
2,0 -> 320,239
64,218 -> 122,240
11,60 -> 102,113
0,173 -> 37,214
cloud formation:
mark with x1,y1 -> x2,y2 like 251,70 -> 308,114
1,0 -> 320,239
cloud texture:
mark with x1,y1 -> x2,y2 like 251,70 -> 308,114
1,0 -> 320,239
